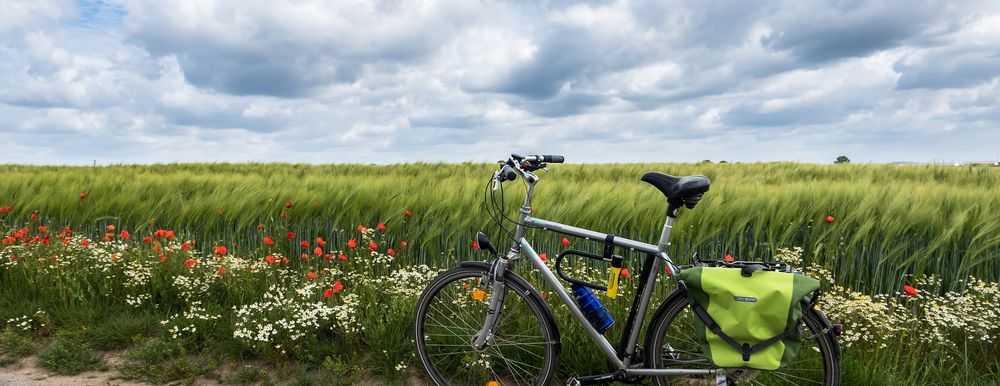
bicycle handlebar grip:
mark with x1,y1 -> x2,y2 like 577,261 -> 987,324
540,155 -> 564,163
500,165 -> 517,181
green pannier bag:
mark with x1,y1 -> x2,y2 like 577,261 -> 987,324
676,265 -> 820,370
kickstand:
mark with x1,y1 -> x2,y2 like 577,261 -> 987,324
715,370 -> 728,386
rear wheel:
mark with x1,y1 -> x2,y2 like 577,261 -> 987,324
414,266 -> 558,386
645,291 -> 840,385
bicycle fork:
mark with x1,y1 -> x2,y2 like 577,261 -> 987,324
472,258 -> 509,351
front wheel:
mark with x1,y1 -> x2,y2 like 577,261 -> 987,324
645,290 -> 841,385
414,265 -> 559,386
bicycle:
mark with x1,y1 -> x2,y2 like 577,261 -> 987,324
413,154 -> 842,385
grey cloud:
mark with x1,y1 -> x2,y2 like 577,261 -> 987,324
123,0 -> 477,97
762,2 -> 938,63
895,51 -> 1000,90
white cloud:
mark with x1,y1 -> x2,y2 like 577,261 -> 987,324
0,0 -> 998,165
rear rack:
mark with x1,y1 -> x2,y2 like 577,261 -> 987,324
691,259 -> 799,273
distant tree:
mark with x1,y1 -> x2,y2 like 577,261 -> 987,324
718,160 -> 728,164
699,159 -> 713,164
835,156 -> 851,164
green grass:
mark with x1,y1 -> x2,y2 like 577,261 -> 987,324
36,330 -> 105,375
117,337 -> 218,384
1,162 -> 998,293
0,327 -> 34,366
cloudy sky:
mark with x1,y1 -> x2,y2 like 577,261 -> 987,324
1,0 -> 999,164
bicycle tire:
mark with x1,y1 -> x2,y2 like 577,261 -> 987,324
414,265 -> 559,386
644,290 -> 841,385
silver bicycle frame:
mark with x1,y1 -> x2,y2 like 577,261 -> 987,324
474,165 -> 719,378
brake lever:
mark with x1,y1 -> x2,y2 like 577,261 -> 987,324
491,171 -> 501,191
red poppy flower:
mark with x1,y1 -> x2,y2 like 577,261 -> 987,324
282,257 -> 289,264
377,223 -> 385,231
357,224 -> 367,232
561,237 -> 571,247
405,210 -> 412,217
400,240 -> 407,248
369,241 -> 378,251
333,280 -> 344,292
80,240 -> 90,247
106,224 -> 116,231
307,271 -> 317,280
120,230 -> 130,239
316,237 -> 326,247
621,268 -> 631,279
903,285 -> 918,297
160,253 -> 167,262
471,242 -> 479,250
213,245 -> 228,256
301,240 -> 310,248
324,288 -> 333,298
285,201 -> 293,209
181,243 -> 190,251
723,255 -> 735,263
825,215 -> 835,223
31,213 -> 38,221
184,259 -> 197,268
265,255 -> 276,264
38,226 -> 48,233
217,267 -> 227,275
79,192 -> 87,199
153,244 -> 160,252
539,253 -> 548,262
314,247 -> 323,256
263,237 -> 274,246
387,248 -> 395,256
338,253 -> 347,262
301,253 -> 309,260
346,239 -> 357,248
286,232 -> 295,240
324,253 -> 333,260
143,236 -> 152,244
110,254 -> 119,261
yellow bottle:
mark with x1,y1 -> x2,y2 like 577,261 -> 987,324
607,266 -> 621,299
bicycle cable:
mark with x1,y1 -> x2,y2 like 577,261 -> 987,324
482,175 -> 517,246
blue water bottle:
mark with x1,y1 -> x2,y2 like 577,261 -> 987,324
571,283 -> 615,333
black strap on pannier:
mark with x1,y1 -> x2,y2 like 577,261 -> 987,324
679,281 -> 802,362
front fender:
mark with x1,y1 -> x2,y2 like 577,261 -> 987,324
460,261 -> 561,353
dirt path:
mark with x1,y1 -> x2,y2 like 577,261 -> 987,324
0,356 -> 215,386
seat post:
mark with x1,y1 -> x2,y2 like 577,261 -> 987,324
657,201 -> 684,252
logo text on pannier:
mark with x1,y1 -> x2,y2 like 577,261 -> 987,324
733,296 -> 758,303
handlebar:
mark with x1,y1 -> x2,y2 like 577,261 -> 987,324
495,153 -> 565,185
539,155 -> 564,163
498,165 -> 517,182
512,154 -> 565,163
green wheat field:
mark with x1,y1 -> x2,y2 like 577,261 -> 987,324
1,162 -> 999,385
